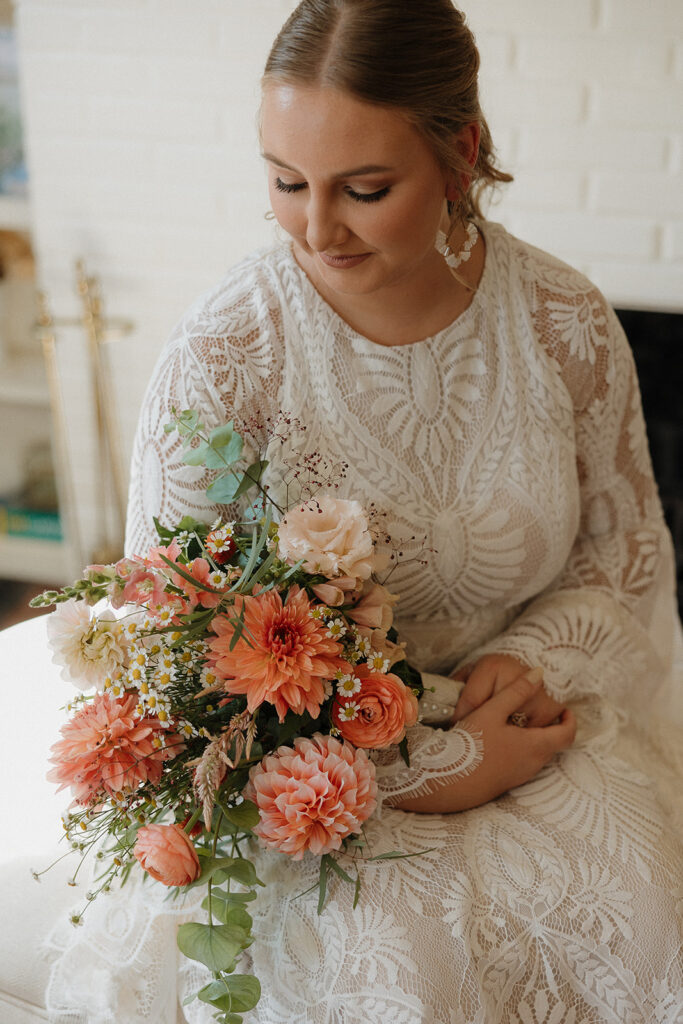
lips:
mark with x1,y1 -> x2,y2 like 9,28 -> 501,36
318,251 -> 371,269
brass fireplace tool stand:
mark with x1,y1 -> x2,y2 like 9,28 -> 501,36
37,262 -> 134,566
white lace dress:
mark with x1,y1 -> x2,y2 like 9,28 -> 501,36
46,221 -> 683,1023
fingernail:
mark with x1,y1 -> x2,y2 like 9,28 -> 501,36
525,666 -> 544,685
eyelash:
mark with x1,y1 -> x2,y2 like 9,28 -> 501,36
274,177 -> 390,204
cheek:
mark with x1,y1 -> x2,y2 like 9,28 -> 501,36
269,190 -> 306,238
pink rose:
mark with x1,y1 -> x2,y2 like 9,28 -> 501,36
244,733 -> 377,859
332,665 -> 419,749
133,823 -> 201,887
277,496 -> 375,579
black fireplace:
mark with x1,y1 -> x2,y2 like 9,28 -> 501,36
616,309 -> 683,618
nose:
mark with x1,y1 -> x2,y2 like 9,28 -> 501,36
305,190 -> 349,252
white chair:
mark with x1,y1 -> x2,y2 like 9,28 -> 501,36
0,617 -> 81,1021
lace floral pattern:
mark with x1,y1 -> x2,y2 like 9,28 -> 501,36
47,222 -> 683,1023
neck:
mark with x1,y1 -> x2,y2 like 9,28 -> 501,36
293,229 -> 486,347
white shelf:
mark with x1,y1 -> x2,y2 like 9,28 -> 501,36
0,532 -> 73,584
0,353 -> 49,405
0,193 -> 31,231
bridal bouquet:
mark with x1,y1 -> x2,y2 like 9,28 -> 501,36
33,409 -> 423,1023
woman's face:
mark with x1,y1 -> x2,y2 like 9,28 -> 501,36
260,83 -> 455,300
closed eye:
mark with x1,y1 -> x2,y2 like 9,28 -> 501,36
274,177 -> 390,204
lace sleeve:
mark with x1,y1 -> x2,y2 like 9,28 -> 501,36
462,284 -> 675,712
370,673 -> 483,808
125,264 -> 285,556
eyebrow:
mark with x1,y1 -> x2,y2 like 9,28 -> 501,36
261,152 -> 394,177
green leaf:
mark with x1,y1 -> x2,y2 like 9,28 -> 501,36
215,858 -> 265,888
398,735 -> 410,767
367,847 -> 437,862
203,893 -> 253,931
176,923 -> 242,973
223,974 -> 261,1012
232,460 -> 268,498
326,856 -> 354,885
317,855 -> 329,915
198,972 -> 261,1013
182,440 -> 210,466
219,799 -> 260,831
198,980 -> 230,1005
206,472 -> 244,504
204,424 -> 244,468
166,409 -> 201,436
156,553 -> 223,594
184,856 -> 246,890
353,871 -> 361,909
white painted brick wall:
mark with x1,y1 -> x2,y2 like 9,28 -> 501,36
11,0 -> 683,566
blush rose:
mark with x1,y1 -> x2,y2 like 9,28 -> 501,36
333,665 -> 419,748
133,823 -> 201,886
277,496 -> 375,579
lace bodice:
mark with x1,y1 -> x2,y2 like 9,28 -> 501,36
126,221 -> 676,719
46,222 -> 683,1024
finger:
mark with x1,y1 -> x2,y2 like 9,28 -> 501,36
489,669 -> 544,720
522,693 -> 567,729
533,708 -> 577,752
451,667 -> 495,720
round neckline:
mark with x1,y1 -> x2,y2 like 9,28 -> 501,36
283,220 -> 493,351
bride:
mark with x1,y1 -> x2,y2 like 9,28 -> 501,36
46,1 -> 683,1021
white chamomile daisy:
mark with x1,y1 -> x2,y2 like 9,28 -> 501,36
336,673 -> 362,696
355,636 -> 372,657
177,720 -> 198,739
200,666 -> 219,689
326,618 -> 346,639
153,667 -> 174,689
368,653 -> 391,673
126,664 -> 146,687
128,648 -> 148,670
338,702 -> 360,722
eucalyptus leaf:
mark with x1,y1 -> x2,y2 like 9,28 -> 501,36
198,980 -> 230,1004
203,893 -> 253,931
232,460 -> 268,498
182,441 -> 210,466
184,856 -> 246,890
221,974 -> 261,1012
206,472 -> 245,504
204,424 -> 244,468
219,799 -> 260,830
176,923 -> 242,973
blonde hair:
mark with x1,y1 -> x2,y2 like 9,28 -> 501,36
263,0 -> 512,220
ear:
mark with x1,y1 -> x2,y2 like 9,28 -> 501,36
445,122 -> 481,200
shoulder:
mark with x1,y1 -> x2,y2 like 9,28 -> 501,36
172,245 -> 291,347
487,221 -> 624,375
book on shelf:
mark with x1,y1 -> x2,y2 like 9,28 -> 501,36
0,496 -> 62,541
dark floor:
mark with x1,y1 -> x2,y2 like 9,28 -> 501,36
0,578 -> 53,631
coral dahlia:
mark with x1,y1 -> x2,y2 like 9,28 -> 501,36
48,693 -> 179,804
244,733 -> 377,858
208,585 -> 351,721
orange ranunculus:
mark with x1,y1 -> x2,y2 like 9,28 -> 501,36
332,665 -> 419,749
133,823 -> 201,886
